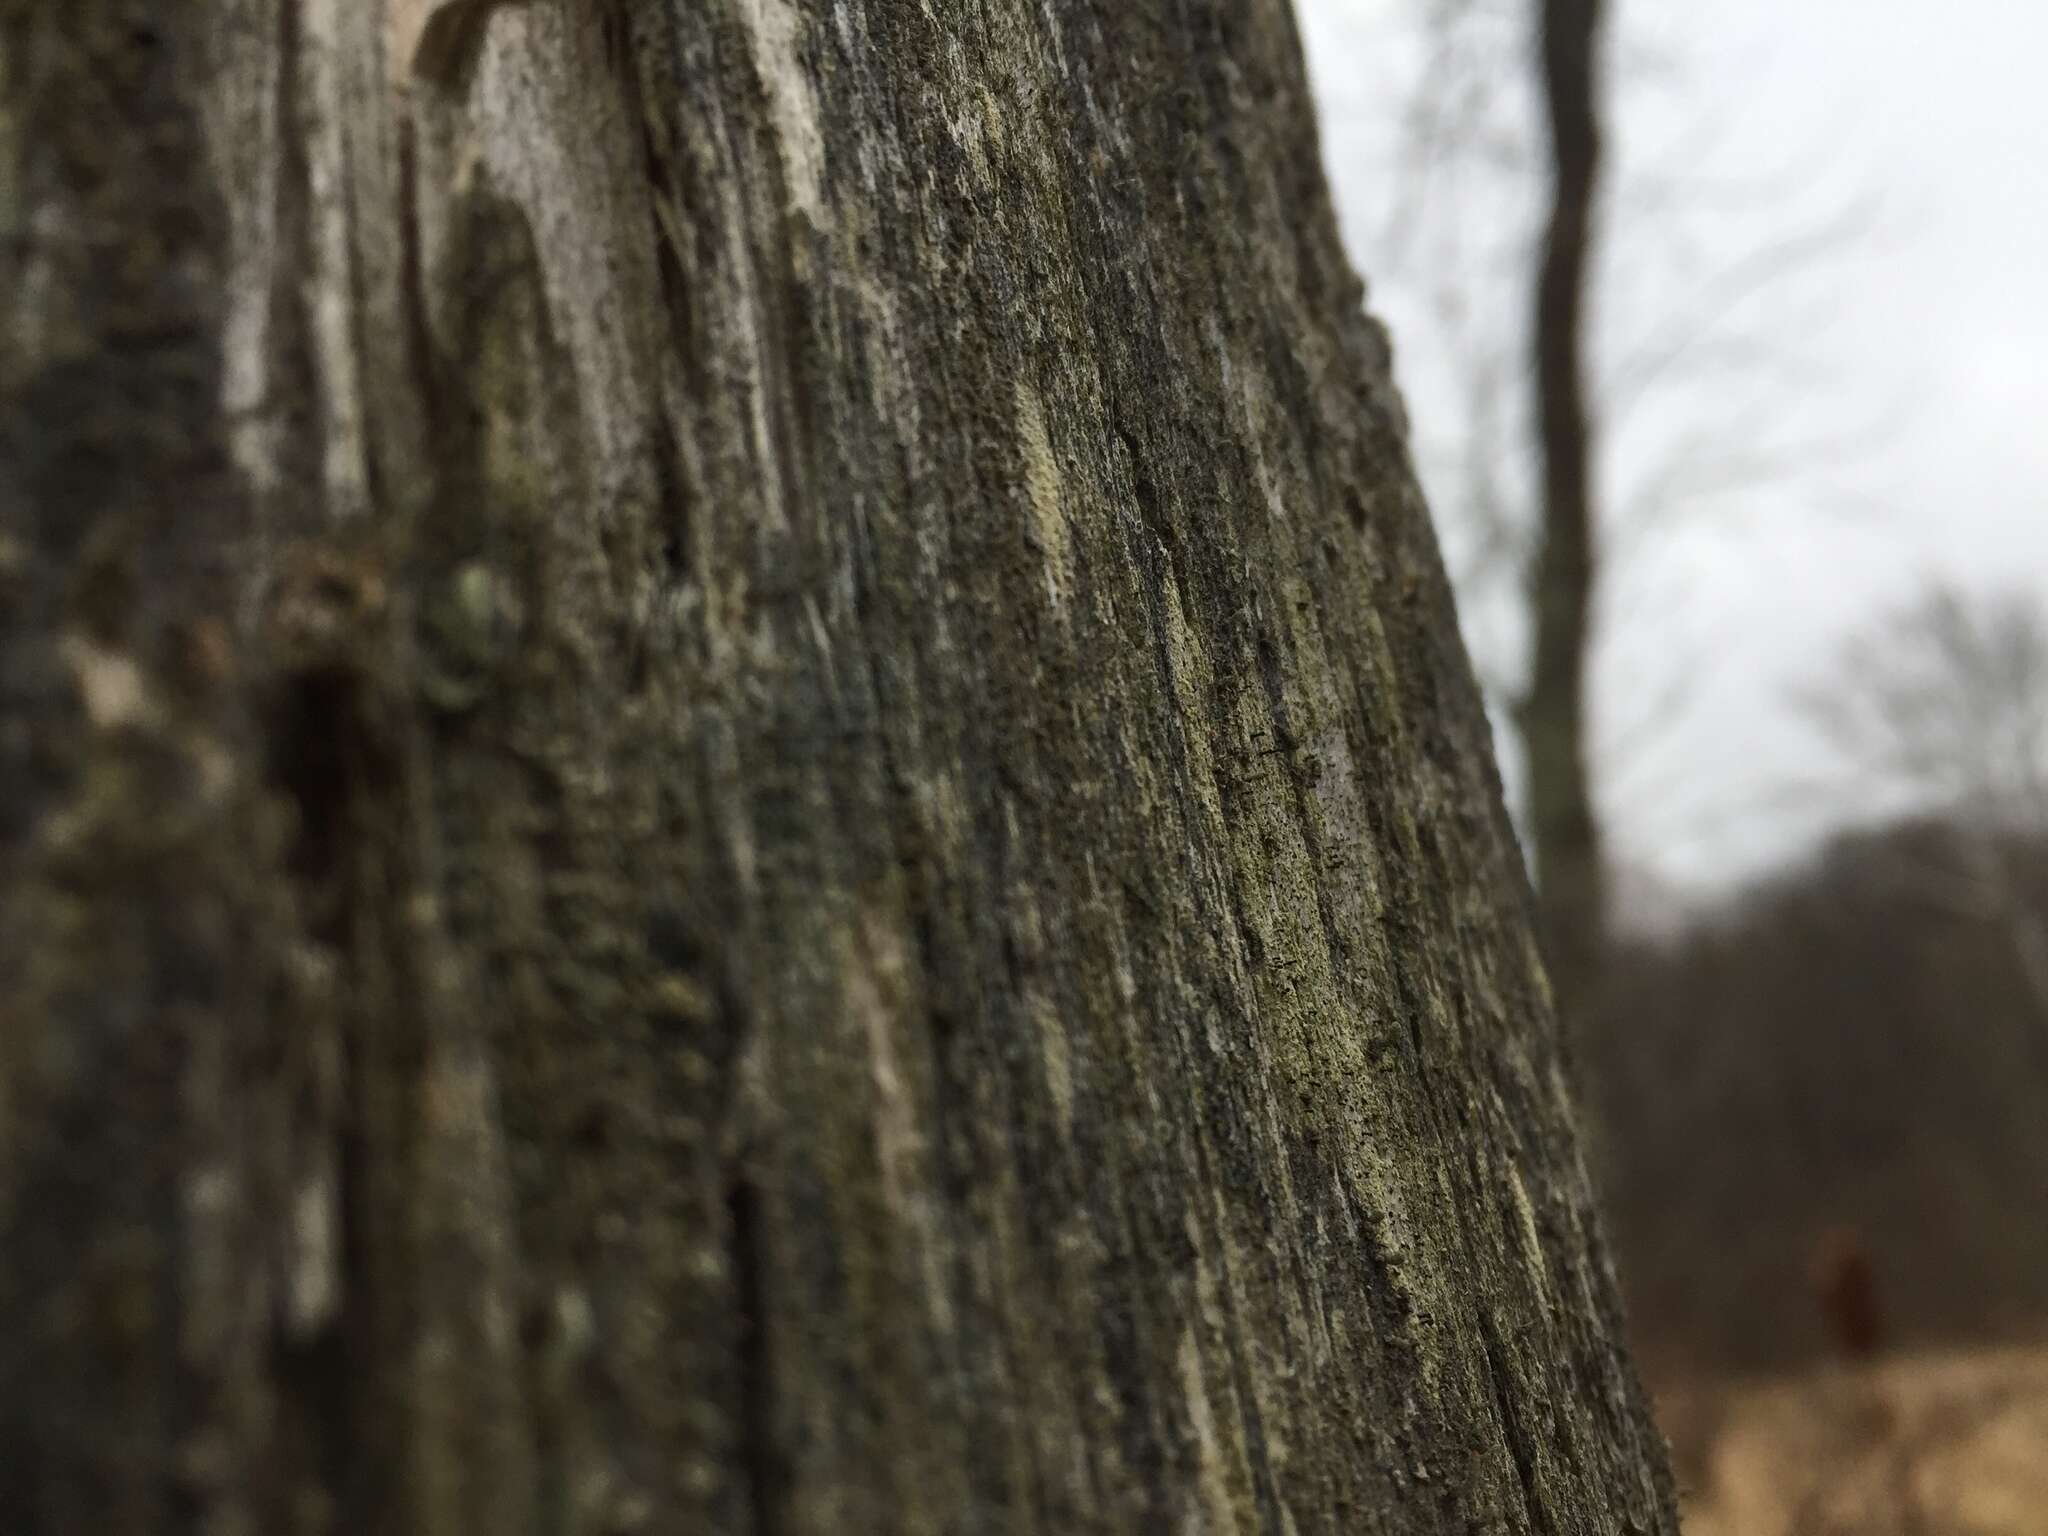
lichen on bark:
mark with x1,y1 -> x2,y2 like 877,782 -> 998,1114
0,1 -> 1676,1532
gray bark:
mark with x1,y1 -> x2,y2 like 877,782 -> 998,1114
0,2 -> 1674,1533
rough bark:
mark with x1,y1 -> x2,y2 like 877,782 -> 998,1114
0,2 -> 1673,1533
1523,0 -> 1607,1014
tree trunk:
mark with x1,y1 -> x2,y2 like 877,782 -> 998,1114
0,2 -> 1673,1532
1523,0 -> 1607,1015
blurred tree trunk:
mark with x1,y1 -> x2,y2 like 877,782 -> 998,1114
0,2 -> 1672,1533
1522,0 -> 1608,1014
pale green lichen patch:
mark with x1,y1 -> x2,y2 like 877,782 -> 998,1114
736,0 -> 828,222
1508,1159 -> 1553,1310
60,634 -> 156,731
1015,379 -> 1074,616
1032,988 -> 1077,1134
1179,1326 -> 1250,1535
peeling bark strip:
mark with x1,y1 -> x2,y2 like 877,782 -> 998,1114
0,2 -> 1676,1533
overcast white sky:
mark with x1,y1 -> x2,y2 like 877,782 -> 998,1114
1296,0 -> 2048,899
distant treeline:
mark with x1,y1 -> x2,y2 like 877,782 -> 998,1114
1580,816 -> 2048,1379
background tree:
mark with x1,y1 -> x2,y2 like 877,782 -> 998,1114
1810,581 -> 2048,830
1583,819 -> 2048,1379
1305,0 -> 1884,982
1806,580 -> 2048,1024
1525,0 -> 1608,1009
0,3 -> 1675,1532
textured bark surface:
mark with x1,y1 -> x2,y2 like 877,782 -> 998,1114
0,2 -> 1674,1532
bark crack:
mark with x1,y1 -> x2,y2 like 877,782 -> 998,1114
1481,1316 -> 1557,1536
728,1170 -> 784,1536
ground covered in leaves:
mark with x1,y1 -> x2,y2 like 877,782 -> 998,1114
1664,1345 -> 2048,1535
